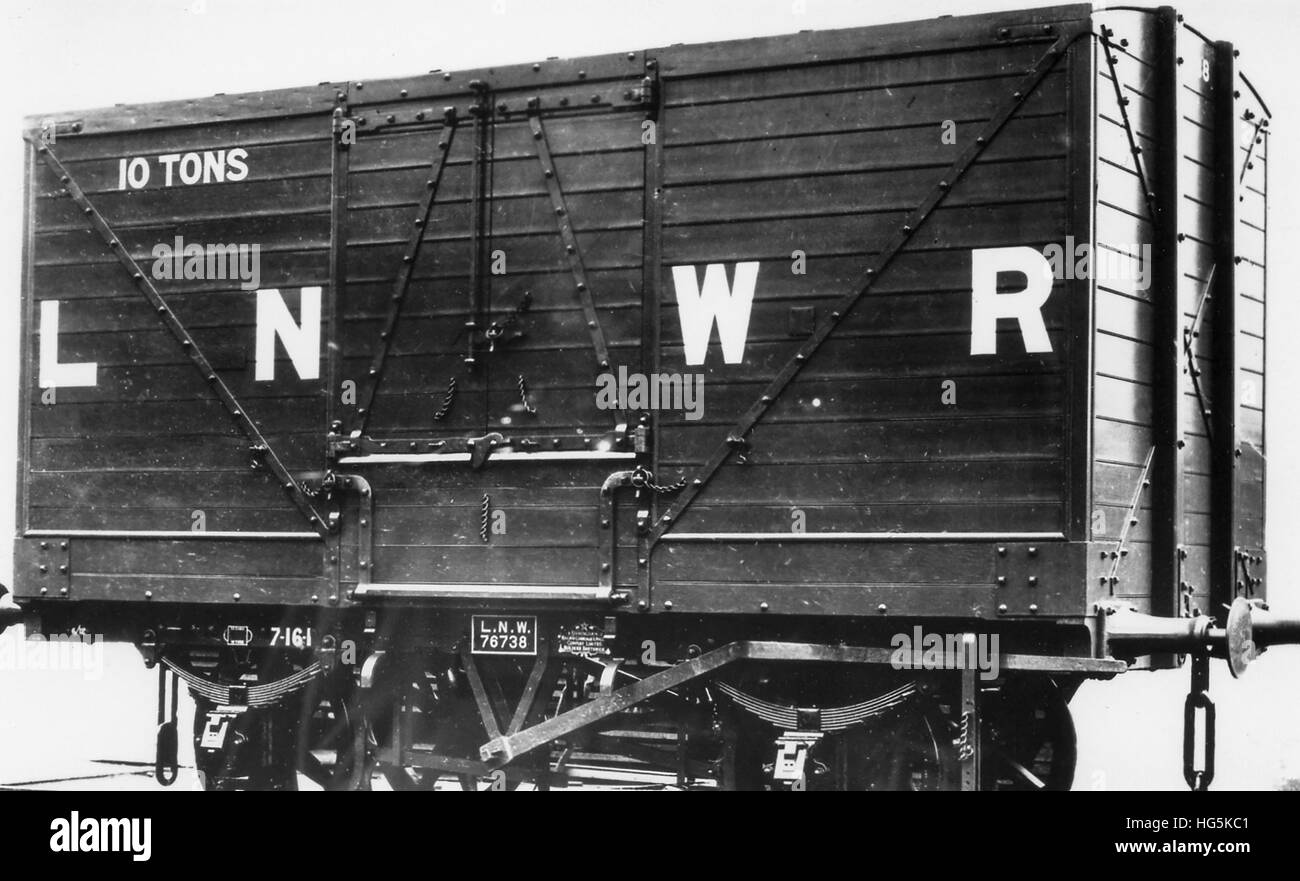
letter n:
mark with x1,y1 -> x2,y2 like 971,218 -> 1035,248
256,287 -> 321,381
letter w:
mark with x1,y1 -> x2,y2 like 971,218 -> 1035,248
671,263 -> 758,365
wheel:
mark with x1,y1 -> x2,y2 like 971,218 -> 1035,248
298,693 -> 374,791
980,677 -> 1077,791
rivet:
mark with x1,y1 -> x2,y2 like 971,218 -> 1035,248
663,600 -> 673,610
1029,604 -> 1039,613
1027,546 -> 1038,556
996,576 -> 1006,586
760,602 -> 769,612
145,591 -> 153,599
1028,576 -> 1038,586
877,603 -> 888,614
637,600 -> 648,610
233,592 -> 241,601
60,588 -> 68,596
997,546 -> 1007,556
997,604 -> 1007,614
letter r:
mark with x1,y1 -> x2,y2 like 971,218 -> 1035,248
969,246 -> 1055,355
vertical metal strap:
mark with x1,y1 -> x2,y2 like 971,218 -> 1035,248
529,112 -> 613,371
1150,6 -> 1183,619
351,111 -> 460,434
647,24 -> 1088,545
327,100 -> 350,445
465,84 -> 490,369
29,142 -> 333,537
958,635 -> 981,792
1209,41 -> 1239,614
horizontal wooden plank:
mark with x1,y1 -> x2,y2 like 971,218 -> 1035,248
663,202 -> 1068,263
665,156 -> 1066,225
664,70 -> 1067,145
687,460 -> 1064,506
664,114 -> 1066,185
74,538 -> 324,578
672,501 -> 1064,535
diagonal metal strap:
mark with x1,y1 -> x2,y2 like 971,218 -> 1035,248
529,112 -> 612,371
1238,118 -> 1264,183
29,141 -> 333,537
1182,264 -> 1216,440
1108,444 -> 1155,588
351,111 -> 460,435
1099,26 -> 1157,222
647,24 -> 1089,545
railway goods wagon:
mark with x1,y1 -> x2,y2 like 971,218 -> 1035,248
7,3 -> 1297,790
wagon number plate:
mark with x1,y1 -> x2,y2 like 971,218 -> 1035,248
471,616 -> 538,656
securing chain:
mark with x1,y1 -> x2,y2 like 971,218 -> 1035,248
630,466 -> 685,494
433,377 -> 457,421
517,375 -> 537,415
480,493 -> 491,543
955,711 -> 975,762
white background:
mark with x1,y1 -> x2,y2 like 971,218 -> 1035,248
0,0 -> 1296,790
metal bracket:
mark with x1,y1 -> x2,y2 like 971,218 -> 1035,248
27,141 -> 333,538
599,470 -> 638,597
773,731 -> 822,787
646,22 -> 1090,545
331,472 -> 373,590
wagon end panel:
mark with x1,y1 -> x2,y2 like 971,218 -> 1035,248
649,5 -> 1095,619
1088,8 -> 1268,651
15,93 -> 341,607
